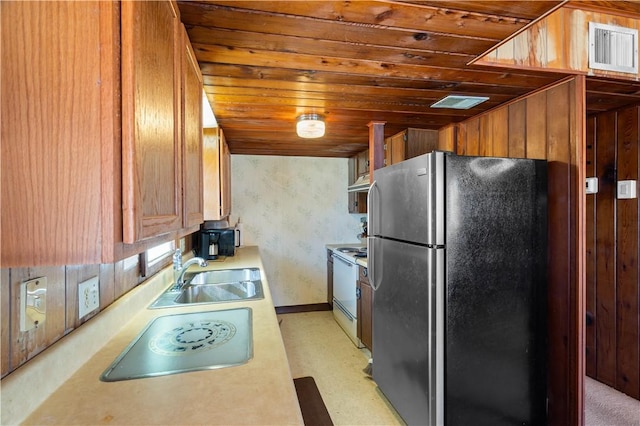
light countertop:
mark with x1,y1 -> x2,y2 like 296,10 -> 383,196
7,247 -> 303,425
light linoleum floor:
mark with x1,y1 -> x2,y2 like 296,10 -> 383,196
279,311 -> 640,426
278,311 -> 403,425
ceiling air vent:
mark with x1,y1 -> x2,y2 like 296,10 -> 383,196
589,22 -> 638,74
430,95 -> 489,110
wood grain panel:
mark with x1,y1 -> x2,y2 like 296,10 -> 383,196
114,257 -> 141,301
585,116 -> 597,378
508,101 -> 527,157
544,81 -> 574,426
121,0 -> 183,242
1,269 -> 10,377
525,91 -> 548,160
1,1 -> 104,266
492,107 -> 510,157
476,6 -> 640,81
207,1 -> 528,39
99,263 -> 116,309
10,267 -> 65,369
182,24 -> 204,228
615,106 -> 640,399
461,118 -> 480,156
438,124 -> 457,152
179,2 -> 501,55
594,110 -> 618,387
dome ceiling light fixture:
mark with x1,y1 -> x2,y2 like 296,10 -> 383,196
296,114 -> 325,138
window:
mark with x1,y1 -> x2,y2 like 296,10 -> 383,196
146,240 -> 176,267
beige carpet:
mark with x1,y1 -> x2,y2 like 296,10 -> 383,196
279,311 -> 640,426
585,377 -> 640,426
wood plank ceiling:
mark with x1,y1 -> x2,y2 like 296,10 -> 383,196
178,1 -> 640,157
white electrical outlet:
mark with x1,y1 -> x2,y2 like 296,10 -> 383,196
78,276 -> 100,319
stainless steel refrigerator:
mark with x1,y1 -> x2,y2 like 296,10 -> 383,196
368,151 -> 547,426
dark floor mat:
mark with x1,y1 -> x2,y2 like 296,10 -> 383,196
293,376 -> 334,426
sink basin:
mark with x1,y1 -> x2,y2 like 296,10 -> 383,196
149,268 -> 264,309
189,268 -> 261,285
100,308 -> 253,382
175,281 -> 262,304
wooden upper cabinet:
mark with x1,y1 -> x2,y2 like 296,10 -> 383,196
356,150 -> 369,176
219,130 -> 232,219
203,127 -> 232,221
181,24 -> 204,229
385,128 -> 439,166
1,1 -> 121,266
121,0 -> 183,243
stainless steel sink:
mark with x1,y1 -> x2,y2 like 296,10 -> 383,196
149,268 -> 264,309
100,308 -> 253,382
189,268 -> 261,285
175,281 -> 262,304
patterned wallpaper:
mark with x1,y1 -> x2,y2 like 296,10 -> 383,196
230,155 -> 366,307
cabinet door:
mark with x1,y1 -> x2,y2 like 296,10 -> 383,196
219,129 -> 232,219
121,0 -> 182,243
357,149 -> 369,175
385,131 -> 407,166
1,1 -> 119,266
181,25 -> 204,229
203,127 -> 231,220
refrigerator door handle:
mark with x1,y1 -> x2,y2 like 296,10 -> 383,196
367,180 -> 378,234
368,181 -> 380,291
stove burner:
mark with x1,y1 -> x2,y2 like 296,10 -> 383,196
149,319 -> 236,356
337,247 -> 360,253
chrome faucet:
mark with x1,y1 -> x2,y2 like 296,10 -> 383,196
171,257 -> 208,291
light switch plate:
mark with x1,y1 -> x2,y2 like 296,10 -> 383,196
617,180 -> 637,199
586,177 -> 599,194
78,276 -> 100,319
20,277 -> 47,332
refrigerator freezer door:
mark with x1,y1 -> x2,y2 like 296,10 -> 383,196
369,152 -> 445,246
444,156 -> 548,425
372,236 -> 443,425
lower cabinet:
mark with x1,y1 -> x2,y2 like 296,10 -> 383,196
357,265 -> 373,351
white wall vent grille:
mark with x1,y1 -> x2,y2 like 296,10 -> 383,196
589,22 -> 638,74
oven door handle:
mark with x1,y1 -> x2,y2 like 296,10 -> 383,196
333,298 -> 355,322
332,254 -> 354,267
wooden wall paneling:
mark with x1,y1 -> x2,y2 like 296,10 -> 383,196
1,269 -> 11,377
438,124 -> 457,152
508,101 -> 527,157
569,76 -> 586,426
615,105 -> 640,399
99,263 -> 116,310
478,112 -> 493,156
594,110 -> 618,387
544,80 -> 575,426
585,116 -> 597,378
65,264 -> 101,332
525,91 -> 548,159
464,118 -> 480,156
544,7 -> 567,70
114,257 -> 140,301
492,107 -> 510,157
10,267 -> 65,369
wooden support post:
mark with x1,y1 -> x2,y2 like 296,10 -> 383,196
368,121 -> 386,181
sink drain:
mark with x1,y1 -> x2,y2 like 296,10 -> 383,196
149,319 -> 236,356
